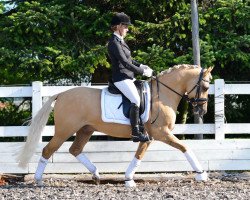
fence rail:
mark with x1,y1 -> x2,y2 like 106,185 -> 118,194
0,79 -> 249,174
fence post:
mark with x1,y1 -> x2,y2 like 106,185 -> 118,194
32,81 -> 43,142
214,79 -> 225,140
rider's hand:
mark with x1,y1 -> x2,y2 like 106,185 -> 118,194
140,64 -> 150,70
143,68 -> 153,77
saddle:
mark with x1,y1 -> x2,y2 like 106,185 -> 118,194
108,80 -> 146,118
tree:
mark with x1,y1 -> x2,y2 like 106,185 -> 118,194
0,0 -> 111,85
0,0 -> 249,125
200,0 -> 249,81
199,0 -> 250,125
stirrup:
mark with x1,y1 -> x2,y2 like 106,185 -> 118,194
131,133 -> 152,142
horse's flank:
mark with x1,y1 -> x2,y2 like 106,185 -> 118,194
53,86 -> 132,137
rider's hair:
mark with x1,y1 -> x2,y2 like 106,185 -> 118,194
111,25 -> 118,32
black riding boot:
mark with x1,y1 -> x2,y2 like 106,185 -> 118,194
129,103 -> 151,142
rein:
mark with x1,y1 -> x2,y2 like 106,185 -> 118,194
150,68 -> 208,124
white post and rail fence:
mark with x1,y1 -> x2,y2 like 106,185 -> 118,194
0,80 -> 249,174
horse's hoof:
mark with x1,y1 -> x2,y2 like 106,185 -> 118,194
195,171 -> 208,181
35,179 -> 44,187
125,179 -> 136,188
92,174 -> 100,185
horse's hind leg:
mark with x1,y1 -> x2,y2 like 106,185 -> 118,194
34,132 -> 71,186
163,134 -> 208,181
69,125 -> 100,184
125,141 -> 151,187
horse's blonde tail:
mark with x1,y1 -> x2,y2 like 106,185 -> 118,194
16,94 -> 59,168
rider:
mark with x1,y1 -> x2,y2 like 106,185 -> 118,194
107,12 -> 153,142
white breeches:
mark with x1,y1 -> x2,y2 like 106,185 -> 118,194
114,79 -> 140,107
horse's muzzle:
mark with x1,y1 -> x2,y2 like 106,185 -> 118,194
193,104 -> 207,117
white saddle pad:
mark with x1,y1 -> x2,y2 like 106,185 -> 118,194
101,82 -> 151,125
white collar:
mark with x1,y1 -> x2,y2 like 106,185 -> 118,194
113,32 -> 124,42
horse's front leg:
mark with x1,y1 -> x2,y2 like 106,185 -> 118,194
161,130 -> 208,181
125,141 -> 151,187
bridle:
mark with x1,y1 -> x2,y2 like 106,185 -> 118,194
150,68 -> 209,124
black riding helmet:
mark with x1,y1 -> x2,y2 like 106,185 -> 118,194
111,12 -> 131,26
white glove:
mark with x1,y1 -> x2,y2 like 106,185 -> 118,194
143,68 -> 153,77
140,64 -> 150,70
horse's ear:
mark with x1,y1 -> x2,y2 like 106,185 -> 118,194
203,66 -> 213,77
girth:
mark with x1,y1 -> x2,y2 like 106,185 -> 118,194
108,80 -> 146,118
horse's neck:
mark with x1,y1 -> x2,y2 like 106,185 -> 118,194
151,72 -> 186,111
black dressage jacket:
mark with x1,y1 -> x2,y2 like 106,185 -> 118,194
108,34 -> 144,82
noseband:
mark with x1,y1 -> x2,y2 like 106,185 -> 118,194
150,68 -> 209,124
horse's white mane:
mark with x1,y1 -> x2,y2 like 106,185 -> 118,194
158,64 -> 200,77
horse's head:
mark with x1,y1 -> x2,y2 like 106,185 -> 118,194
151,65 -> 213,122
185,66 -> 213,117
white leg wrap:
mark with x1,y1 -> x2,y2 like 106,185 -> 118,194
34,156 -> 48,184
184,149 -> 203,173
125,157 -> 141,181
195,171 -> 208,181
76,153 -> 98,176
184,150 -> 208,181
125,179 -> 136,187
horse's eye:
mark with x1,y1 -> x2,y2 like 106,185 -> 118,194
203,86 -> 209,91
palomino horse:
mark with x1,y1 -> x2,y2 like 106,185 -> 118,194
17,64 -> 213,187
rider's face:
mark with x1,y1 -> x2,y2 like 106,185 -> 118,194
117,24 -> 129,38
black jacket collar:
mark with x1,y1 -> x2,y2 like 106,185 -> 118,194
112,34 -> 130,49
